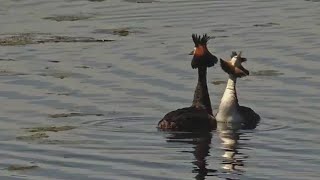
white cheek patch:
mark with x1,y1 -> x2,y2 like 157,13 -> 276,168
230,56 -> 237,64
193,47 -> 196,54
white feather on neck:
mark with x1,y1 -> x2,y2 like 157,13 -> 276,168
216,75 -> 243,122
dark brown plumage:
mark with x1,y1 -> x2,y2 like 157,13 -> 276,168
158,106 -> 216,131
158,34 -> 218,132
238,106 -> 260,129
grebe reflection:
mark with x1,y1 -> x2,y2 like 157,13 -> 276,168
166,132 -> 216,180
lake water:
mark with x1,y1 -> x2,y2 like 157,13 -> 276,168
0,0 -> 319,179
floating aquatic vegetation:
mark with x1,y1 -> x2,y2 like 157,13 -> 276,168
113,28 -> 130,36
211,80 -> 226,85
0,58 -> 16,61
46,92 -> 71,96
0,70 -> 27,76
0,33 -> 114,46
93,28 -> 130,36
7,165 -> 39,171
48,60 -> 60,63
25,126 -> 76,133
0,34 -> 34,46
44,36 -> 114,43
74,65 -> 90,69
251,70 -> 284,76
43,15 -> 91,22
211,29 -> 226,32
253,22 -> 280,27
49,112 -> 104,118
16,132 -> 49,140
93,27 -> 145,36
38,71 -> 73,79
124,0 -> 158,3
17,125 -> 77,142
213,35 -> 229,38
305,0 -> 320,2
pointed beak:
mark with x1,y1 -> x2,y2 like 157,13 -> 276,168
241,57 -> 247,62
189,50 -> 194,55
239,64 -> 249,76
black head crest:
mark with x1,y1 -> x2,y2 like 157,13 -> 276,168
230,51 -> 237,58
192,34 -> 211,47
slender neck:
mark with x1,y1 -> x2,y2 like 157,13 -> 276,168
227,75 -> 236,92
192,67 -> 213,115
219,75 -> 239,108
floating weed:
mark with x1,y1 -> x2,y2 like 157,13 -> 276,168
16,132 -> 49,141
46,92 -> 71,96
38,139 -> 83,145
7,165 -> 39,171
124,0 -> 158,3
25,126 -> 76,133
75,65 -> 90,69
0,34 -> 33,46
38,72 -> 72,79
113,28 -> 130,36
251,70 -> 284,76
0,33 -> 114,46
44,36 -> 114,43
253,22 -> 280,27
49,112 -> 104,118
48,60 -> 60,63
305,0 -> 320,2
93,27 -> 145,36
0,58 -> 16,61
43,15 -> 91,22
0,70 -> 27,76
211,29 -> 226,32
211,80 -> 226,85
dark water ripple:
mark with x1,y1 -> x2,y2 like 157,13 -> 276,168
0,0 -> 319,179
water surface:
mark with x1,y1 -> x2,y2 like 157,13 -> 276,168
0,0 -> 319,179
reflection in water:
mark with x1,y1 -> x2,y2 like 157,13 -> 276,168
217,120 -> 259,177
164,118 -> 259,180
218,122 -> 244,173
166,132 -> 215,180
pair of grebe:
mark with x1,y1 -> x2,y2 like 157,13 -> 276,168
158,34 -> 260,131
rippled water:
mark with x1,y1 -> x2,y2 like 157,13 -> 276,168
0,0 -> 319,179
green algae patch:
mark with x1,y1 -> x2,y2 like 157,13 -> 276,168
38,139 -> 83,145
252,70 -> 284,76
38,71 -> 73,79
49,112 -> 104,118
253,22 -> 280,27
25,126 -> 76,133
211,80 -> 226,85
0,33 -> 114,46
0,70 -> 27,76
124,0 -> 158,3
43,15 -> 91,22
0,34 -> 34,46
113,28 -> 130,36
7,165 -> 39,171
75,65 -> 90,69
44,36 -> 114,43
93,27 -> 146,36
16,132 -> 49,141
46,92 -> 70,96
0,58 -> 16,61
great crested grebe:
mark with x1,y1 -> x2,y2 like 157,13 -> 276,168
215,52 -> 260,129
158,34 -> 218,131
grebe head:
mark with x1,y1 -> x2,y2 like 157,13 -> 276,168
190,34 -> 218,69
220,51 -> 249,78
